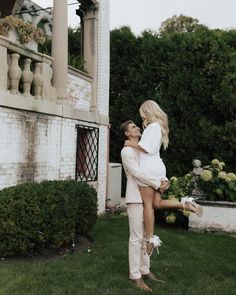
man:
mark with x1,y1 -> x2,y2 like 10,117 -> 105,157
120,120 -> 167,292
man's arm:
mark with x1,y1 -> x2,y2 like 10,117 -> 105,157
121,148 -> 162,190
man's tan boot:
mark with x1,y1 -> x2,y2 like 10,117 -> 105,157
131,278 -> 152,292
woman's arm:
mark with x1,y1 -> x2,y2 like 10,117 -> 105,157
124,140 -> 148,153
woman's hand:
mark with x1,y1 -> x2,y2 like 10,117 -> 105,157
159,180 -> 170,194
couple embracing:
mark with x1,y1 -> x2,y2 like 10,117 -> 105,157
120,100 -> 203,292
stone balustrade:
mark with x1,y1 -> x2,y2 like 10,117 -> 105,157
0,35 -> 57,103
0,35 -> 102,124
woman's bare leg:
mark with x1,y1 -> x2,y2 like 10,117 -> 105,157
153,192 -> 183,210
139,186 -> 155,240
153,191 -> 201,213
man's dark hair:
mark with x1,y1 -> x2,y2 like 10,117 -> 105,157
120,120 -> 134,138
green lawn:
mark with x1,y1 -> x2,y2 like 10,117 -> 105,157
0,215 -> 236,295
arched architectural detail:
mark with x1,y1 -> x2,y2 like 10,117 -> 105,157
12,0 -> 24,15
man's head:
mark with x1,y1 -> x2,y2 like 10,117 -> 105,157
120,120 -> 141,140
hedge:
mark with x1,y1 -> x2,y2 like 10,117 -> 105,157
0,180 -> 97,257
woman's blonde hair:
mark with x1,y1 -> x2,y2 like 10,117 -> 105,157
139,100 -> 169,150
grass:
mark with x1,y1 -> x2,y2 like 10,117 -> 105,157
0,215 -> 236,295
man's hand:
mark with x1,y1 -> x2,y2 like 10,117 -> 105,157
158,180 -> 170,194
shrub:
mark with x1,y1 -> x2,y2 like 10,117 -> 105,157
0,180 -> 97,257
155,159 -> 236,227
197,159 -> 236,202
165,174 -> 194,200
155,174 -> 194,228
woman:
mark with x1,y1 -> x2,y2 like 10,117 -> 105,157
125,100 -> 203,256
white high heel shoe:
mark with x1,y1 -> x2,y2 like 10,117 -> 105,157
146,235 -> 162,256
181,196 -> 203,217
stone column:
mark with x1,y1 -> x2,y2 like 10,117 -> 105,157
83,9 -> 98,76
78,2 -> 98,113
51,0 -> 68,101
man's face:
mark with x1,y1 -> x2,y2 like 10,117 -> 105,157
125,123 -> 141,139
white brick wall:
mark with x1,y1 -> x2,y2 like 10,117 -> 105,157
97,125 -> 108,212
67,73 -> 92,112
0,107 -> 108,213
0,0 -> 110,214
97,0 -> 110,117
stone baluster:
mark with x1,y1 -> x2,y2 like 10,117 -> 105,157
0,45 -> 8,91
41,58 -> 57,103
22,58 -> 33,96
8,53 -> 22,94
33,62 -> 43,99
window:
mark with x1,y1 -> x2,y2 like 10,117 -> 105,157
75,125 -> 99,182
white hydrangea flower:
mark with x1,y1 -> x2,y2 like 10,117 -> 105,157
166,213 -> 176,224
211,159 -> 220,166
200,170 -> 212,181
227,173 -> 236,181
218,171 -> 227,180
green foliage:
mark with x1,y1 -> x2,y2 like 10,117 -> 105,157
197,159 -> 236,202
38,36 -> 51,55
159,14 -> 207,34
163,158 -> 236,204
110,23 -> 236,180
155,174 -> 193,227
164,174 -> 194,200
38,27 -> 85,71
156,157 -> 236,227
75,182 -> 98,235
0,180 -> 97,257
68,27 -> 85,70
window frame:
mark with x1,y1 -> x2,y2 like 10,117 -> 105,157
75,124 -> 99,182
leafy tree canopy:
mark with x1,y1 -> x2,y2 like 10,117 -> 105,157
110,19 -> 236,179
159,14 -> 207,34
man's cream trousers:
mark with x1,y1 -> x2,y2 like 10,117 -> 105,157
127,203 -> 150,279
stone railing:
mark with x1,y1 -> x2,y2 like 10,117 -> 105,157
0,35 -> 57,103
0,35 -> 99,123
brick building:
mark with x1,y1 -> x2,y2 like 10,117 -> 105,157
0,0 -> 110,213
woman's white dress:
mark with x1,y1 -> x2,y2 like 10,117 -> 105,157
138,122 -> 166,186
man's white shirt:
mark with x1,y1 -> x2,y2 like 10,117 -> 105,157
121,146 -> 162,203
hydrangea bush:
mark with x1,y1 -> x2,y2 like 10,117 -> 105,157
159,159 -> 236,225
197,159 -> 236,202
159,174 -> 194,225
